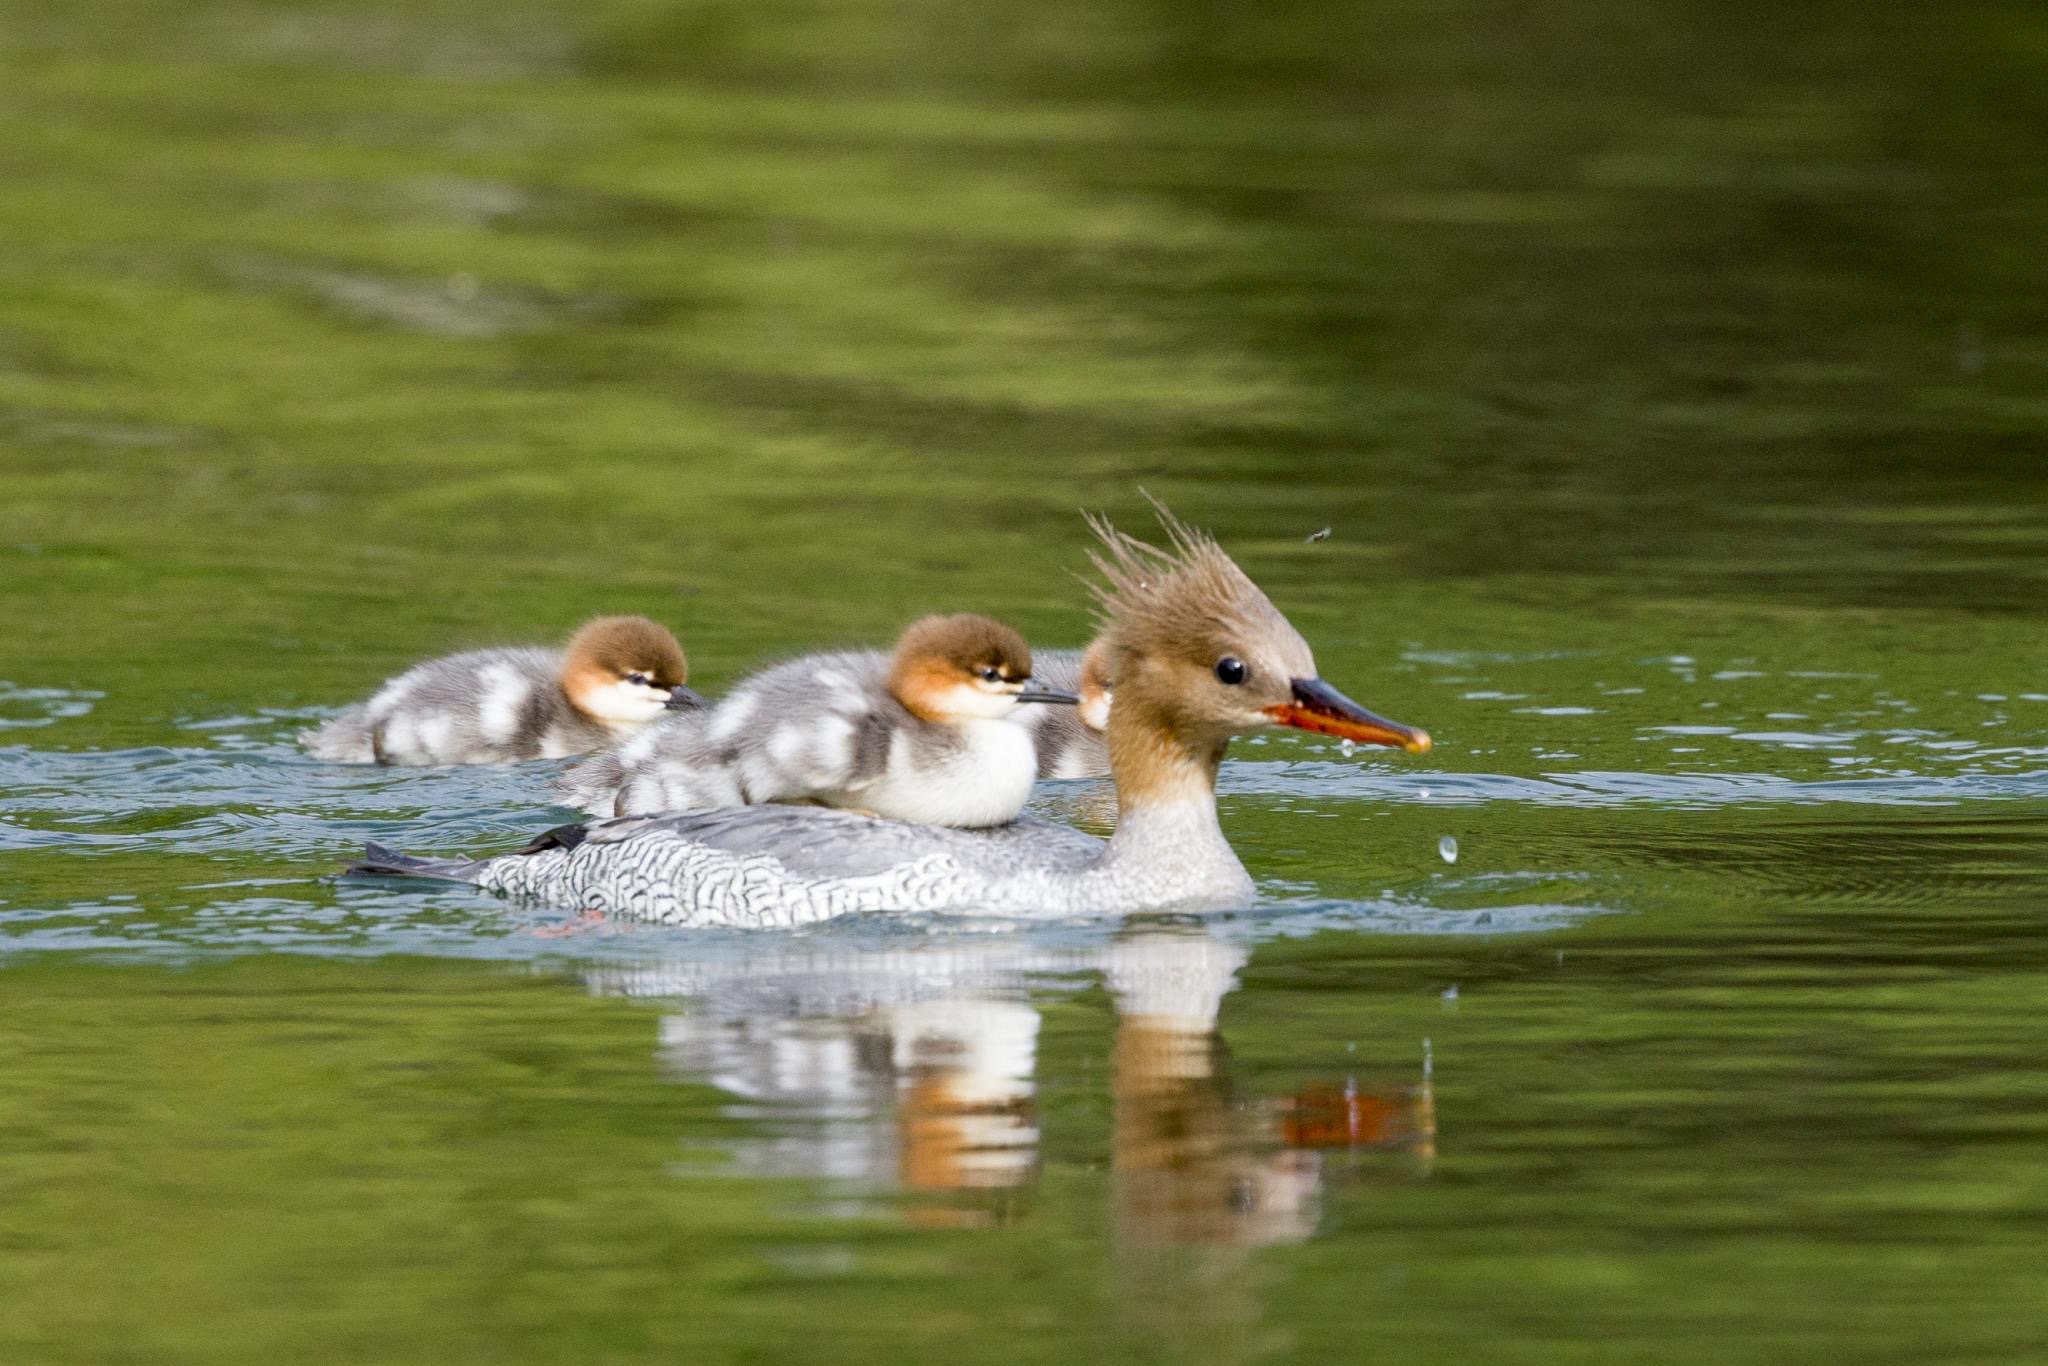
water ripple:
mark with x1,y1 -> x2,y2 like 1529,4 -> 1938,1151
2,722 -> 2041,959
1226,761 -> 2048,808
0,683 -> 102,730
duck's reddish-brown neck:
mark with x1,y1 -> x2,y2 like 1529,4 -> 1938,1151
1107,707 -> 1227,819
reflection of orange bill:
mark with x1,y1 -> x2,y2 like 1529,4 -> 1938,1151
1281,1081 -> 1426,1149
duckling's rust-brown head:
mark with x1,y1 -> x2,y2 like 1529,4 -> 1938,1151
559,615 -> 705,728
1087,506 -> 1428,805
888,613 -> 1077,724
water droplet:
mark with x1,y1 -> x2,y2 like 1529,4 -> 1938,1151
1438,835 -> 1459,864
1417,787 -> 1430,800
1339,738 -> 1356,757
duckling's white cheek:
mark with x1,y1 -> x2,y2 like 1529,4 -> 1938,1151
950,685 -> 1019,720
581,680 -> 671,726
1078,692 -> 1112,732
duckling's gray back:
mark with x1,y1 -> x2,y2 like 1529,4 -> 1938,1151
556,649 -> 898,816
1021,648 -> 1109,780
302,646 -> 595,765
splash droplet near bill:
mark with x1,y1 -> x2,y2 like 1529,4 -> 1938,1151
1339,738 -> 1356,757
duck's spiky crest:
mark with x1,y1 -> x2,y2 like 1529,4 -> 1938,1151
1083,499 -> 1291,667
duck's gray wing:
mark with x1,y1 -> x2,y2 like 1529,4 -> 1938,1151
571,805 -> 1105,881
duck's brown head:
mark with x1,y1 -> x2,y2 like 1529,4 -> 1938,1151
1086,505 -> 1429,756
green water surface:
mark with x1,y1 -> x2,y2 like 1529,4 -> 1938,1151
2,0 -> 2046,1361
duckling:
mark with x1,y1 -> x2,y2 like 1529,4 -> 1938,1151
1023,638 -> 1113,780
556,613 -> 1077,826
301,615 -> 704,766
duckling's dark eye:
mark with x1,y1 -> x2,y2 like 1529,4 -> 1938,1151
1214,657 -> 1249,686
979,666 -> 1004,683
626,672 -> 651,687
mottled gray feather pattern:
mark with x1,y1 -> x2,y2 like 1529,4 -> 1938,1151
363,796 -> 1252,928
553,649 -> 1037,824
1018,648 -> 1109,780
301,647 -> 605,765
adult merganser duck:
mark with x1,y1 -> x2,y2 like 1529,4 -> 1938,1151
350,511 -> 1429,925
1024,639 -> 1112,780
554,613 -> 1078,827
301,615 -> 705,766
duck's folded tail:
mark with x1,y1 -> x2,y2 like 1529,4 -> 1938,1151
345,842 -> 478,882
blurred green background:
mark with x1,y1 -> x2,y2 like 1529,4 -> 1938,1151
4,0 -> 2043,723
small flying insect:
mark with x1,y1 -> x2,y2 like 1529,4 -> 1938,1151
1305,526 -> 1332,543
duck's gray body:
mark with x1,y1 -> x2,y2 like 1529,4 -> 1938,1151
1019,649 -> 1110,780
301,647 -> 607,765
556,649 -> 1048,826
353,799 -> 1254,929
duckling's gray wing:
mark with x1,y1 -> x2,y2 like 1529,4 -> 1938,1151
1032,649 -> 1083,691
303,646 -> 572,765
1019,648 -> 1109,780
557,650 -> 901,817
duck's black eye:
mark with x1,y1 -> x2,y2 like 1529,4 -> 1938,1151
626,672 -> 651,687
979,666 -> 1004,683
1214,657 -> 1249,686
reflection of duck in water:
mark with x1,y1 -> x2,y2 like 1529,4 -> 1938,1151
357,510 -> 1429,925
653,997 -> 1043,1228
589,928 -> 1432,1237
1102,931 -> 1435,1251
1104,931 -> 1320,1249
597,940 -> 1075,1227
1099,934 -> 1434,1364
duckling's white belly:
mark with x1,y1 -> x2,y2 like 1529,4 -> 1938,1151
835,718 -> 1037,829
